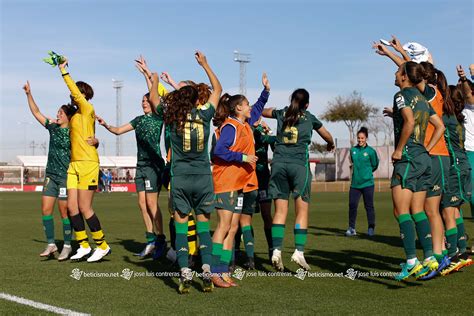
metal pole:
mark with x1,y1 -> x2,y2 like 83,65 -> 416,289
234,51 -> 251,96
112,80 -> 124,156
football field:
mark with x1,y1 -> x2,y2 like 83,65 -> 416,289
1,191 -> 473,315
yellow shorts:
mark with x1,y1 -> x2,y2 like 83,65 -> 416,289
67,161 -> 99,190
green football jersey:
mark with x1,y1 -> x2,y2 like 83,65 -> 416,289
130,107 -> 164,168
392,87 -> 435,161
254,124 -> 276,172
169,103 -> 215,176
45,120 -> 71,178
443,114 -> 468,164
272,107 -> 323,165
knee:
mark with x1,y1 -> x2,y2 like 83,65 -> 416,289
217,221 -> 231,234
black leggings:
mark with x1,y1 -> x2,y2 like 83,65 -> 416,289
348,185 -> 375,229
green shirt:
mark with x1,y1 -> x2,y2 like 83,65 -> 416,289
392,87 -> 434,161
350,144 -> 379,189
45,120 -> 70,178
272,107 -> 323,165
169,103 -> 215,176
254,125 -> 276,172
129,108 -> 164,168
443,114 -> 468,165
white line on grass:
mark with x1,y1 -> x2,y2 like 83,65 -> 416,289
0,292 -> 90,316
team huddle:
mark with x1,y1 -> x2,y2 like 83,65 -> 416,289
24,39 -> 472,293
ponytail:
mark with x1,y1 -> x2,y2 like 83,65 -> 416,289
213,93 -> 246,127
283,89 -> 309,129
449,85 -> 466,124
435,69 -> 455,116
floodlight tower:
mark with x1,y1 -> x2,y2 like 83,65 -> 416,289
233,51 -> 251,95
112,79 -> 123,156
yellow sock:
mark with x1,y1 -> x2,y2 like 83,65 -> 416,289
188,217 -> 198,256
74,230 -> 90,249
91,230 -> 109,250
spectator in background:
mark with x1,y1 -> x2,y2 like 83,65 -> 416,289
126,169 -> 131,183
106,169 -> 113,193
346,127 -> 379,237
99,169 -> 107,193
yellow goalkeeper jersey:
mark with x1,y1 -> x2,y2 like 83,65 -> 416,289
61,68 -> 99,163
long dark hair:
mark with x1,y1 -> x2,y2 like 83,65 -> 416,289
402,61 -> 425,85
283,89 -> 309,129
61,104 -> 78,120
449,85 -> 465,124
163,85 -> 199,133
212,93 -> 246,127
420,62 -> 455,116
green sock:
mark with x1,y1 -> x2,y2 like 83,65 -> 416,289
42,215 -> 54,244
272,224 -> 285,250
434,253 -> 444,264
398,214 -> 417,259
242,225 -> 254,259
145,231 -> 156,244
220,249 -> 233,266
62,217 -> 72,246
294,228 -> 308,251
174,221 -> 189,269
445,227 -> 458,258
211,243 -> 223,272
442,249 -> 448,257
412,211 -> 433,258
456,217 -> 467,253
196,221 -> 212,267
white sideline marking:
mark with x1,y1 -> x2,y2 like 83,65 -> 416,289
0,292 -> 90,316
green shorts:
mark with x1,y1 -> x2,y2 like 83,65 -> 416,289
42,175 -> 67,200
268,162 -> 312,203
215,191 -> 244,214
442,161 -> 472,208
171,174 -> 214,215
390,152 -> 431,192
242,190 -> 258,215
426,155 -> 450,198
135,164 -> 162,193
256,165 -> 270,190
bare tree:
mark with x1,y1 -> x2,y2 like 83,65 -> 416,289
365,115 -> 383,146
380,117 -> 394,146
321,91 -> 378,146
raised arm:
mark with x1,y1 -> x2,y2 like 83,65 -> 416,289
249,73 -> 271,125
372,41 -> 405,67
160,72 -> 180,91
58,57 -> 93,113
316,126 -> 335,152
195,51 -> 222,108
96,115 -> 134,135
23,81 -> 47,126
393,107 -> 414,162
390,35 -> 411,63
135,55 -> 153,91
149,73 -> 161,107
425,114 -> 446,152
457,65 -> 474,104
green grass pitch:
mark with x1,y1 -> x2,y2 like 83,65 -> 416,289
1,192 -> 473,314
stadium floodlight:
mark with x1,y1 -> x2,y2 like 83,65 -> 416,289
233,50 -> 251,95
112,79 -> 124,156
